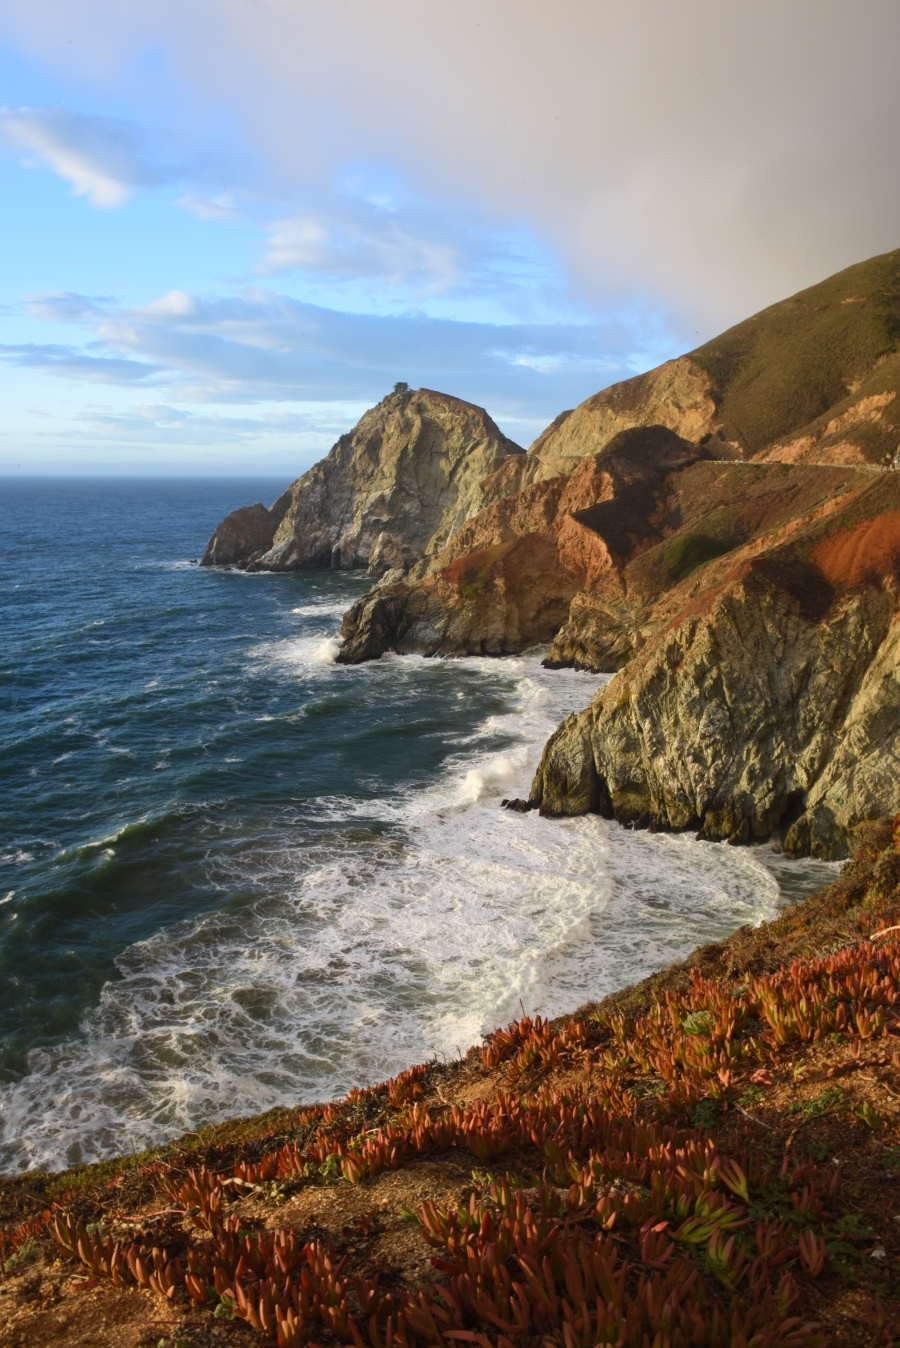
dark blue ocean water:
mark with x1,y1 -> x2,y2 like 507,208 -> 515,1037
0,478 -> 839,1171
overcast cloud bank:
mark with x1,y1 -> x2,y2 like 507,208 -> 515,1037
1,0 -> 898,470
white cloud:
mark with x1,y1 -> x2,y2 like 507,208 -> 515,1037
143,290 -> 197,317
13,287 -> 655,421
75,401 -> 360,446
0,108 -> 163,206
263,207 -> 461,295
177,191 -> 242,220
0,105 -> 250,216
5,0 -> 899,331
0,341 -> 160,383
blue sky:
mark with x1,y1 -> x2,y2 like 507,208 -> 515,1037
2,1 -> 899,475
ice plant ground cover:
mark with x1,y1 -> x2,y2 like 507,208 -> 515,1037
5,822 -> 900,1345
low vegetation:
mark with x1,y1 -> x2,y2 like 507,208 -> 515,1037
4,821 -> 900,1346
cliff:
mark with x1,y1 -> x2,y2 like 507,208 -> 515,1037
203,249 -> 900,577
530,472 -> 900,859
201,387 -> 524,573
200,248 -> 900,856
330,251 -> 900,855
524,245 -> 900,482
336,425 -> 709,661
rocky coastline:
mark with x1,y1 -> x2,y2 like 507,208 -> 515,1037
202,247 -> 900,858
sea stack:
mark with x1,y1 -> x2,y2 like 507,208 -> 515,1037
201,386 -> 524,575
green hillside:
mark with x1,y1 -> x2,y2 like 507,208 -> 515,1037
691,246 -> 900,455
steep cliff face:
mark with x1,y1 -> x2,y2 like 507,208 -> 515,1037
529,475 -> 900,859
197,249 -> 900,857
336,426 -> 705,662
544,459 -> 870,669
199,492 -> 293,566
201,388 -> 523,573
522,358 -> 724,485
338,433 -> 871,670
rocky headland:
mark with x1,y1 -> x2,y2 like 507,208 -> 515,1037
201,388 -> 524,574
203,247 -> 900,857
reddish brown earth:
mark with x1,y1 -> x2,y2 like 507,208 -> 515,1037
6,823 -> 900,1346
812,512 -> 900,587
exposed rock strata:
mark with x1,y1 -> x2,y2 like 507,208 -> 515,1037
525,246 -> 900,482
339,443 -> 870,670
200,248 -> 900,857
544,460 -> 870,670
521,358 -> 725,485
201,388 -> 523,573
336,426 -> 705,662
529,475 -> 900,859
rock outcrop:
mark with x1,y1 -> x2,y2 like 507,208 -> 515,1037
520,245 -> 900,485
200,248 -> 900,856
201,388 -> 524,573
199,492 -> 293,567
529,474 -> 900,859
338,436 -> 874,670
521,357 -> 726,485
336,426 -> 707,662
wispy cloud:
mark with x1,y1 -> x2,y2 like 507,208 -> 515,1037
263,206 -> 461,294
0,106 -> 247,212
17,287 -> 639,417
0,341 -> 160,383
0,105 -> 585,323
74,402 -> 359,446
0,108 -> 169,207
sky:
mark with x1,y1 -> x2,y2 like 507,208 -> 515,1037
1,1 -> 900,475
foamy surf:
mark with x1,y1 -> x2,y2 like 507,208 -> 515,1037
0,613 -> 817,1174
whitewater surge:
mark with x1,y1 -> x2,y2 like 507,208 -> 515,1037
0,481 -> 839,1173
2,632 -> 800,1173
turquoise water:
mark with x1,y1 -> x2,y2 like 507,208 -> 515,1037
0,478 -> 838,1171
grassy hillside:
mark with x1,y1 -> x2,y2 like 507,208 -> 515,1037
691,247 -> 900,456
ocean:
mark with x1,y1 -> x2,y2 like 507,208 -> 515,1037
0,477 -> 839,1173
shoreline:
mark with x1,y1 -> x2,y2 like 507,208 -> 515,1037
2,819 -> 900,1344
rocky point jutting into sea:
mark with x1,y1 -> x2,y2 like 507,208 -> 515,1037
204,247 -> 900,861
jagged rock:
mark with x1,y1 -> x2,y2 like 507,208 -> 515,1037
201,388 -> 523,572
337,435 -> 872,672
337,426 -> 704,663
544,459 -> 870,671
529,474 -> 900,858
200,492 -> 292,566
199,248 -> 900,857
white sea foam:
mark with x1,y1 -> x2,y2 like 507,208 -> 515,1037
314,637 -> 342,663
250,634 -> 345,675
292,603 -> 348,618
0,649 -> 817,1173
